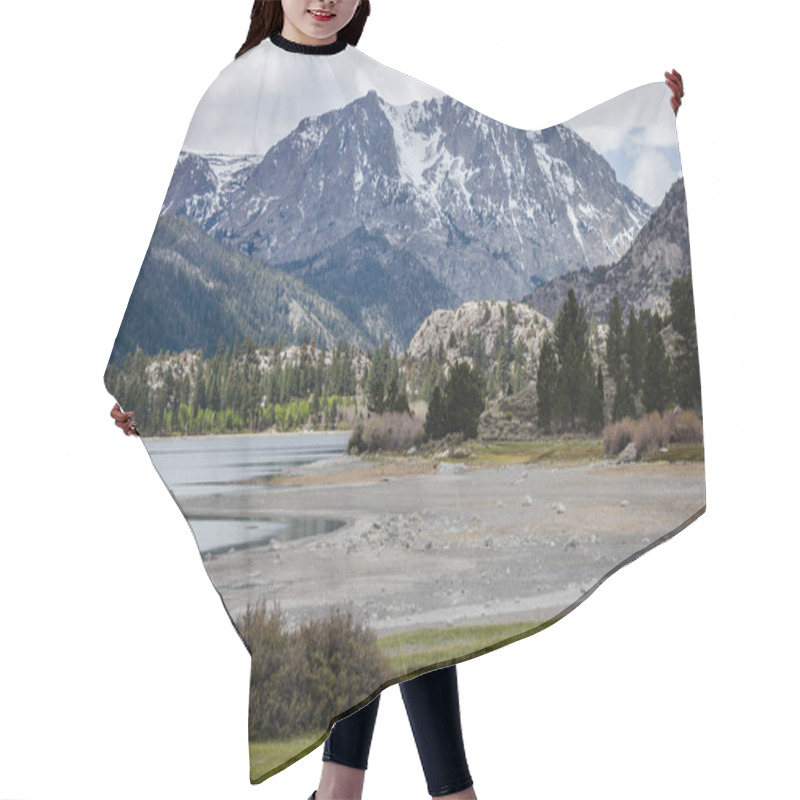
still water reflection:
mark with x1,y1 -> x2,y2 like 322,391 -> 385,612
143,431 -> 351,554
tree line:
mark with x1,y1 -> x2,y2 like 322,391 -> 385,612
104,336 -> 358,437
105,276 -> 700,440
105,303 -> 526,438
536,274 -> 701,434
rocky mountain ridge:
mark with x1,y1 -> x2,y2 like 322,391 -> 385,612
522,177 -> 690,322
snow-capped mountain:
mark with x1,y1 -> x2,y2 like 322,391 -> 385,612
162,90 -> 652,304
161,152 -> 262,223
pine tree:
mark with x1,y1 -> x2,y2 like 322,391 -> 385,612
443,361 -> 486,440
424,385 -> 447,440
606,295 -> 625,384
642,328 -> 673,413
535,338 -> 558,433
556,338 -> 582,427
612,371 -> 636,422
195,356 -> 207,411
554,288 -> 589,361
669,274 -> 702,410
496,344 -> 511,395
512,337 -> 528,393
367,374 -> 385,414
366,339 -> 393,413
394,390 -> 411,415
553,288 -> 594,429
626,309 -> 645,394
587,364 -> 605,433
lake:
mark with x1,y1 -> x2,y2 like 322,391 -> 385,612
142,430 -> 352,555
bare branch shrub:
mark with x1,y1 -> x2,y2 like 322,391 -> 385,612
237,599 -> 391,741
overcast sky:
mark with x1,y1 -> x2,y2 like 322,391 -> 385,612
184,44 -> 679,209
565,81 -> 682,206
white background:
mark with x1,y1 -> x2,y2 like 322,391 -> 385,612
1,1 -> 796,798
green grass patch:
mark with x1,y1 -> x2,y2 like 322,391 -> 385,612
363,436 -> 608,472
247,617 -> 553,782
376,618 -> 552,676
465,438 -> 605,469
641,442 -> 705,463
249,730 -> 329,783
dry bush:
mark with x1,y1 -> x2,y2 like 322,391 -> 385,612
603,417 -> 636,457
634,410 -> 667,456
664,408 -> 704,443
238,599 -> 391,741
604,408 -> 703,458
349,411 -> 424,453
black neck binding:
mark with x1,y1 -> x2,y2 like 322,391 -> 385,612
269,31 -> 348,55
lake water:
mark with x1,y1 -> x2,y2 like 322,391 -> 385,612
143,431 -> 352,555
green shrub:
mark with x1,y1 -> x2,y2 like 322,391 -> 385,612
237,599 -> 391,741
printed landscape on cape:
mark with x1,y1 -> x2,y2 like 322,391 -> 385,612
105,34 -> 705,782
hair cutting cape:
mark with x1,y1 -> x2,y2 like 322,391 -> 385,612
104,31 -> 705,784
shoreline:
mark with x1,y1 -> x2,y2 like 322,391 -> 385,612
142,427 -> 353,442
186,454 -> 706,640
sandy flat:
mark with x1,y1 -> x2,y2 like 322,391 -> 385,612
182,457 -> 706,640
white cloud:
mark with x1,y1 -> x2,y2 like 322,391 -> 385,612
626,148 -> 682,206
565,81 -> 681,205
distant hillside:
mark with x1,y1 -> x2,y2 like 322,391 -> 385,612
105,215 -> 367,369
522,177 -> 691,322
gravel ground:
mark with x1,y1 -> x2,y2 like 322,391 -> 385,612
183,457 -> 706,640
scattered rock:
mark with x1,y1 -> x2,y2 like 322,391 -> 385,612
436,461 -> 467,475
523,494 -> 533,506
552,502 -> 566,514
617,442 -> 638,463
620,499 -> 630,507
565,535 -> 581,549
